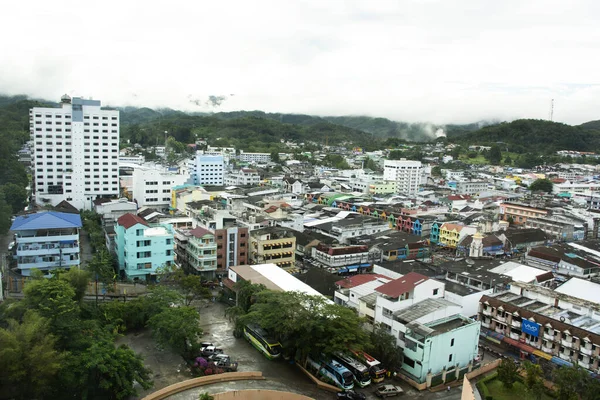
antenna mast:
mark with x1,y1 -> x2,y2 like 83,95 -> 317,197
550,99 -> 554,122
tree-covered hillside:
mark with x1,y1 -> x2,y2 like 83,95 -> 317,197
455,119 -> 600,154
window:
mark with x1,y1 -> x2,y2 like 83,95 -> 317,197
136,229 -> 143,236
450,338 -> 454,347
449,354 -> 453,362
433,288 -> 439,296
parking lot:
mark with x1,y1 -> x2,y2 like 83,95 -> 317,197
158,300 -> 465,400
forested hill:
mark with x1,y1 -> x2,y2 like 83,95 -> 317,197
455,119 -> 600,154
2,94 -> 600,153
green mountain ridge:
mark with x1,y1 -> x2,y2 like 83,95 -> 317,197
1,94 -> 599,154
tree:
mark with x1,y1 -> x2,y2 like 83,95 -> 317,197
529,178 -> 553,193
431,166 -> 442,177
522,360 -> 543,389
23,276 -> 81,344
239,291 -> 370,362
497,358 -> 519,388
365,157 -> 380,171
388,150 -> 404,160
0,190 -> 14,234
486,145 -> 502,165
270,150 -> 280,163
368,324 -> 403,371
159,266 -> 211,306
0,311 -> 65,400
148,306 -> 203,358
64,339 -> 153,400
1,183 -> 27,214
199,393 -> 215,400
61,268 -> 91,302
86,250 -> 116,304
553,365 -> 590,400
504,154 -> 513,165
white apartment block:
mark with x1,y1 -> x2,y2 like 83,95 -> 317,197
30,95 -> 120,210
132,166 -> 188,209
224,168 -> 261,186
190,153 -> 225,186
238,151 -> 271,163
383,159 -> 422,195
455,181 -> 489,195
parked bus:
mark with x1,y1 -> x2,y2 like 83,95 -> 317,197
351,350 -> 386,383
333,352 -> 371,387
306,355 -> 354,390
244,323 -> 282,360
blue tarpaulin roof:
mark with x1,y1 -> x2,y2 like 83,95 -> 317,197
11,211 -> 82,231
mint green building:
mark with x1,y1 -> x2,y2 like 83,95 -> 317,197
401,314 -> 480,384
115,213 -> 175,281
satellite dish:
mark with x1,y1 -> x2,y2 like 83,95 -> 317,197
465,258 -> 475,265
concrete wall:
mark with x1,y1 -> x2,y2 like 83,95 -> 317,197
214,390 -> 313,399
460,375 -> 476,400
141,371 -> 264,400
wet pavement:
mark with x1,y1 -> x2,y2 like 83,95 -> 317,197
158,300 -> 469,400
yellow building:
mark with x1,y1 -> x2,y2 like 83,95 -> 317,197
249,227 -> 296,270
438,223 -> 464,248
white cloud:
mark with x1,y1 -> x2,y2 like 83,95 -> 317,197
0,0 -> 599,124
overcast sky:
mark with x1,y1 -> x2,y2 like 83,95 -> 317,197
1,0 -> 599,125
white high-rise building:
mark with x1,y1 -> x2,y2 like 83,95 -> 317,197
30,95 -> 120,210
190,153 -> 224,186
383,159 -> 422,195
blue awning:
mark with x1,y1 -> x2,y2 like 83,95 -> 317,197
60,240 -> 76,245
551,357 -> 573,368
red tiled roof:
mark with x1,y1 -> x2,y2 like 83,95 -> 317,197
375,272 -> 429,298
189,226 -> 214,238
117,213 -> 149,229
335,274 -> 389,289
536,271 -> 554,283
448,195 -> 471,201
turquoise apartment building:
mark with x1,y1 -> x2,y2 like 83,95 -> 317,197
115,213 -> 175,281
401,314 -> 480,384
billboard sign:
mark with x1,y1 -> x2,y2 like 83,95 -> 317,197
521,320 -> 540,337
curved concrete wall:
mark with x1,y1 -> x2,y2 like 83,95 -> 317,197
214,389 -> 314,400
141,371 -> 265,400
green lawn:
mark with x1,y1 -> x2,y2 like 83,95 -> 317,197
486,379 -> 553,400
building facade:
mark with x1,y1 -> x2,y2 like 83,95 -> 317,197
11,211 -> 82,276
30,95 -> 120,209
249,227 -> 296,269
224,168 -> 261,186
238,151 -> 271,163
499,203 -> 549,225
186,226 -> 218,277
311,243 -> 370,268
215,226 -> 249,270
383,159 -> 422,195
479,282 -> 600,373
191,154 -> 224,186
114,213 -> 174,280
132,166 -> 188,209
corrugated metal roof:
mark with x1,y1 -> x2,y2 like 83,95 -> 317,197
11,211 -> 82,231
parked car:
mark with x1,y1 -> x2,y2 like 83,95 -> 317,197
201,346 -> 223,357
208,353 -> 230,362
213,358 -> 238,372
336,389 -> 366,400
375,384 -> 403,397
